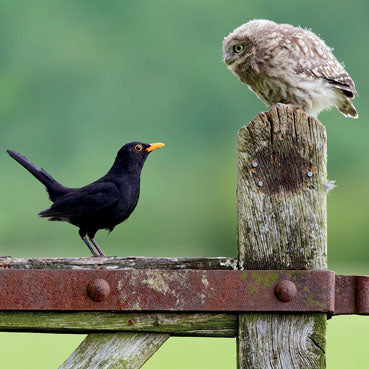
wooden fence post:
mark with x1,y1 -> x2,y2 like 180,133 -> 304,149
237,104 -> 327,368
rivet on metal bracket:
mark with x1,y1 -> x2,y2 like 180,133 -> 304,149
274,280 -> 297,302
87,278 -> 111,302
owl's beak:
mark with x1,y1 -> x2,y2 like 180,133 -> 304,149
224,58 -> 234,66
146,143 -> 165,152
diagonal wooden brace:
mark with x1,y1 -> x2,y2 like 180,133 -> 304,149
59,332 -> 169,369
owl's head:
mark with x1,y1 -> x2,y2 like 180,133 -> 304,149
222,19 -> 275,68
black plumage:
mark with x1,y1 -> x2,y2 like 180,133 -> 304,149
7,142 -> 164,256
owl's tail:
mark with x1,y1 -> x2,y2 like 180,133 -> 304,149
337,97 -> 358,119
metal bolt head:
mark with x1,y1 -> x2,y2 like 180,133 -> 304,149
274,280 -> 297,302
307,171 -> 313,178
87,278 -> 110,302
257,181 -> 264,187
252,162 -> 258,168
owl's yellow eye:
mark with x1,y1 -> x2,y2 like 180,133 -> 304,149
134,144 -> 143,152
234,44 -> 244,53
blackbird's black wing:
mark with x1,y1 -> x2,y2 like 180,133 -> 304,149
39,182 -> 119,218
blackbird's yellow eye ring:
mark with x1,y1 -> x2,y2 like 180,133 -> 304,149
134,144 -> 143,152
234,44 -> 244,53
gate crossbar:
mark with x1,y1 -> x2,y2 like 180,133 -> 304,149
0,268 -> 367,315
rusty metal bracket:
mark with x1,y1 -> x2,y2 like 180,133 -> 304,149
0,269 -> 367,315
334,274 -> 368,315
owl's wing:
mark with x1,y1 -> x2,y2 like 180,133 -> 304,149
308,62 -> 358,98
323,78 -> 357,98
295,59 -> 357,97
289,30 -> 358,97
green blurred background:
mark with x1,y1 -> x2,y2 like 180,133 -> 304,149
0,0 -> 367,367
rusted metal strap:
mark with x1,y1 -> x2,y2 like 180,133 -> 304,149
0,269 -> 367,315
334,275 -> 369,315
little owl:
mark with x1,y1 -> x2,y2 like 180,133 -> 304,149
222,19 -> 358,118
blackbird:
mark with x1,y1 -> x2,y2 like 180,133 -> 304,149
7,142 -> 164,257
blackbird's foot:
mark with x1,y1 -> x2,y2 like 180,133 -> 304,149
89,237 -> 106,257
80,236 -> 98,257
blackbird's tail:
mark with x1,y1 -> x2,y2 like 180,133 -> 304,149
7,150 -> 67,201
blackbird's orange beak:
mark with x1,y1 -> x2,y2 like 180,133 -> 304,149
146,143 -> 165,152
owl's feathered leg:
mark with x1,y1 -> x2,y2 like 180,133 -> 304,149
267,103 -> 305,114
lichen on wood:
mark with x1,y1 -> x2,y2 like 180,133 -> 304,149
0,256 -> 236,270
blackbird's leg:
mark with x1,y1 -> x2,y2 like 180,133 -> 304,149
88,237 -> 106,257
79,229 -> 98,257
81,236 -> 98,256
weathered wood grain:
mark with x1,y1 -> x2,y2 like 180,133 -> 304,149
0,312 -> 237,337
237,104 -> 327,369
0,256 -> 237,270
59,332 -> 169,369
238,314 -> 326,368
